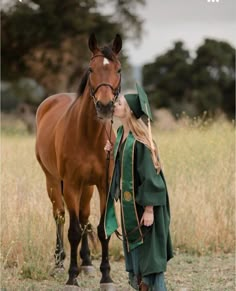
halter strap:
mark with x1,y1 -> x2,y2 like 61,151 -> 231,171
88,53 -> 121,103
89,74 -> 121,104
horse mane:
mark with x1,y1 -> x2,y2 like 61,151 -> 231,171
77,46 -> 117,98
78,70 -> 90,97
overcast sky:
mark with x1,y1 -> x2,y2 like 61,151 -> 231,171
123,0 -> 236,66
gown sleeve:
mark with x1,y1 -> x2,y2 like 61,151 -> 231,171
135,141 -> 167,206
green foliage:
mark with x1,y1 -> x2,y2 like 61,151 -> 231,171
192,39 -> 235,118
143,39 -> 235,118
143,41 -> 192,111
1,79 -> 45,112
1,0 -> 145,97
110,0 -> 145,39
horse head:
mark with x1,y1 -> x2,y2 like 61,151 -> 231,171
88,33 -> 122,119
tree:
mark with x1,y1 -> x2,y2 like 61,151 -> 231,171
192,38 -> 235,118
142,39 -> 235,118
1,0 -> 145,96
143,41 -> 193,115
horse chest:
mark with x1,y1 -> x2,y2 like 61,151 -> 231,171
62,154 -> 104,185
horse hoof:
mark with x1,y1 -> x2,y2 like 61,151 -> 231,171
80,265 -> 95,274
66,277 -> 79,286
100,283 -> 116,291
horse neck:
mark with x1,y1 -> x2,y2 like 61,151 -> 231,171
70,86 -> 105,139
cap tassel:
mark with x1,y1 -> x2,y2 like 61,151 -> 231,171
146,104 -> 161,173
148,117 -> 154,151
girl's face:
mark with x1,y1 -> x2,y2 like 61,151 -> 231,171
113,95 -> 127,119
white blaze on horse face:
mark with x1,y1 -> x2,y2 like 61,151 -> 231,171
103,58 -> 110,66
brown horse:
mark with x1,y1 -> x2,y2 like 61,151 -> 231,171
35,34 -> 122,288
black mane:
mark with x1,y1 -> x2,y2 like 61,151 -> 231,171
78,69 -> 90,97
77,46 -> 117,97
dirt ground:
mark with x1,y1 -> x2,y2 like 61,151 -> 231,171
1,253 -> 235,291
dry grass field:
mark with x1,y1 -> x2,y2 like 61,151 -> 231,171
0,115 -> 235,290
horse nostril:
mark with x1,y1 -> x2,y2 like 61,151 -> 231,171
109,101 -> 114,108
96,101 -> 102,110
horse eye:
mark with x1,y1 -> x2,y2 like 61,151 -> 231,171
89,67 -> 93,73
117,68 -> 121,74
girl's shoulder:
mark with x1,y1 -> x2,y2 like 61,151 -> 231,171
134,140 -> 151,158
135,139 -> 149,151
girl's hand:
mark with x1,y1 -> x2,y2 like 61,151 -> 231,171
104,140 -> 113,152
140,206 -> 154,227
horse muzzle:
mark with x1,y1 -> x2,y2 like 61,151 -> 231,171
95,100 -> 114,119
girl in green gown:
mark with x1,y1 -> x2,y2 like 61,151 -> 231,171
104,84 -> 173,291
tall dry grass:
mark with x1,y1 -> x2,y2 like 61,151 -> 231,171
0,117 -> 235,279
154,118 -> 235,254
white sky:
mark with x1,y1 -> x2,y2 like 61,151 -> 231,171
123,0 -> 236,66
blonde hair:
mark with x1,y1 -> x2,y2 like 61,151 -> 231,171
124,101 -> 161,173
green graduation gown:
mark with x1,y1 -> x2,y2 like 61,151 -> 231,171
105,127 -> 173,282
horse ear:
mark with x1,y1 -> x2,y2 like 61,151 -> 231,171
112,34 -> 122,55
88,33 -> 99,54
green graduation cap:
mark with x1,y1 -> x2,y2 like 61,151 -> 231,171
124,83 -> 153,121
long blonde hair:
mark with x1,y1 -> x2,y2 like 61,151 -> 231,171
124,101 -> 161,173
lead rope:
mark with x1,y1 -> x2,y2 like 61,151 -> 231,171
115,222 -> 151,243
104,116 -> 124,242
104,116 -> 125,242
105,117 -> 114,197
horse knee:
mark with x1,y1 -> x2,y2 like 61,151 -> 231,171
54,209 -> 65,224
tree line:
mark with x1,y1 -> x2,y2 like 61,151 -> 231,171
1,0 -> 144,110
1,0 -> 235,119
143,40 -> 235,118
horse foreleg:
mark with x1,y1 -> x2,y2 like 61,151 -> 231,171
54,215 -> 65,268
79,186 -> 95,273
97,183 -> 114,289
97,213 -> 113,284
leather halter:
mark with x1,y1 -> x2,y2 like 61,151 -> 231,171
89,54 -> 121,104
